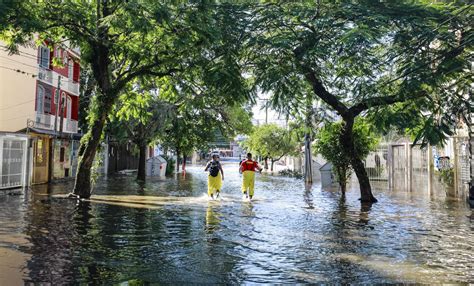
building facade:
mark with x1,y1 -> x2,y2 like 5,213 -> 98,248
0,40 -> 81,186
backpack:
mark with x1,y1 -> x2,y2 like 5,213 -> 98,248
209,162 -> 220,177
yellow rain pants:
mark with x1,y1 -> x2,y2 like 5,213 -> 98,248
241,171 -> 256,196
208,172 -> 222,196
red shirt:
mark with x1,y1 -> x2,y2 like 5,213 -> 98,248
240,159 -> 260,172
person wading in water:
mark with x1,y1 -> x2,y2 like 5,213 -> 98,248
204,154 -> 224,199
240,153 -> 262,200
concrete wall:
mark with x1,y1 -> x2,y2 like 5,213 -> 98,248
0,42 -> 37,132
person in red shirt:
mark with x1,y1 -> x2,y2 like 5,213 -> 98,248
239,153 -> 262,199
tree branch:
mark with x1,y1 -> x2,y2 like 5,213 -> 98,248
113,64 -> 181,95
298,63 -> 349,116
349,92 -> 427,116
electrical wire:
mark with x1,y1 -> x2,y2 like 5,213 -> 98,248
0,114 -> 36,122
0,65 -> 37,77
0,99 -> 36,111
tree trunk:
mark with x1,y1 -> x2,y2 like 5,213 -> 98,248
137,142 -> 147,182
182,154 -> 186,171
340,117 -> 377,203
337,167 -> 347,194
72,111 -> 108,198
264,157 -> 268,170
304,133 -> 313,184
176,149 -> 180,172
271,160 -> 274,172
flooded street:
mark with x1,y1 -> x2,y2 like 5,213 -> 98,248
1,163 -> 473,284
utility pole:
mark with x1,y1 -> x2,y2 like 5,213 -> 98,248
53,76 -> 62,134
59,94 -> 65,137
265,105 -> 268,124
49,75 -> 61,182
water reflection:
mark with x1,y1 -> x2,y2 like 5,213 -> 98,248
0,165 -> 473,284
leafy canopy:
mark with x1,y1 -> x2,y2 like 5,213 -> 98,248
245,1 -> 472,145
243,123 -> 299,162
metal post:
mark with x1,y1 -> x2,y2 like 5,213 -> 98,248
53,76 -> 62,134
427,144 -> 432,195
405,143 -> 410,192
50,76 -> 61,183
59,95 -> 65,137
453,137 -> 459,196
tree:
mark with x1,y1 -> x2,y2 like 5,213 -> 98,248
315,119 -> 379,194
246,1 -> 472,202
3,1 -> 251,198
243,124 -> 299,171
111,86 -> 173,181
158,101 -> 253,172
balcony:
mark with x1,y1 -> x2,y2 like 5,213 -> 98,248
38,67 -> 53,85
64,118 -> 78,133
67,80 -> 79,96
30,114 -> 78,134
33,114 -> 54,130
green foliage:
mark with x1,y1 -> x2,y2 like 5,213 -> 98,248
161,155 -> 175,176
246,1 -> 472,146
243,124 -> 299,165
279,169 -> 303,179
2,1 -> 254,175
314,119 -> 379,189
438,168 -> 454,187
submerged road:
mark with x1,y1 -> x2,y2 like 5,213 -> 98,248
0,163 -> 473,284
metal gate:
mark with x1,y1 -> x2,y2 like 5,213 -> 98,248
364,145 -> 389,190
454,137 -> 470,198
389,144 -> 430,192
391,144 -> 407,191
410,145 -> 429,193
0,136 -> 28,189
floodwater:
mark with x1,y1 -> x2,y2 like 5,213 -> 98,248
0,164 -> 473,284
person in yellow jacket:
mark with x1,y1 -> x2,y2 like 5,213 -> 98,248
204,155 -> 224,199
239,153 -> 262,200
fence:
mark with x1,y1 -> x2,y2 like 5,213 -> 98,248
380,138 -> 471,198
454,137 -> 471,199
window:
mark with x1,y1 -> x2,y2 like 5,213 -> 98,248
66,96 -> 72,119
39,46 -> 50,68
54,48 -> 61,60
68,59 -> 73,79
73,62 -> 80,82
36,85 -> 45,113
44,89 -> 52,114
59,92 -> 66,116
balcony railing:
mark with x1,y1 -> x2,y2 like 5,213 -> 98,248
33,114 -> 54,130
38,67 -> 53,85
30,114 -> 78,134
67,80 -> 79,96
64,118 -> 78,133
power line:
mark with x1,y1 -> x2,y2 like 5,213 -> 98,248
0,99 -> 36,111
0,55 -> 40,71
0,61 -> 78,84
0,65 -> 37,78
0,44 -> 80,66
0,114 -> 35,122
